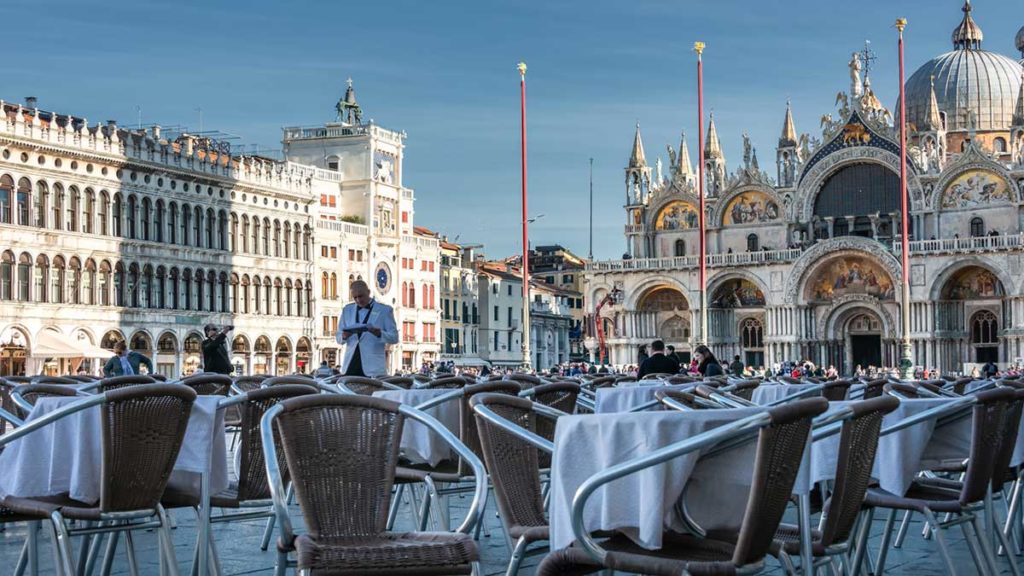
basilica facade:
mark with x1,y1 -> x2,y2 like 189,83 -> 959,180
585,4 -> 1024,375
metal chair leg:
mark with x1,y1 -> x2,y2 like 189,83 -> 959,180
962,517 -> 988,575
156,505 -> 181,576
26,520 -> 39,576
14,538 -> 29,576
992,511 -> 1022,576
849,508 -> 874,576
386,484 -> 405,531
873,509 -> 897,576
124,530 -> 140,576
50,512 -> 77,576
46,521 -> 64,576
893,511 -> 913,548
274,550 -> 288,576
100,531 -> 119,576
260,513 -> 276,551
505,536 -> 529,576
921,508 -> 958,575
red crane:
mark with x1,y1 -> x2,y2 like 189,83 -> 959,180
593,288 -> 621,366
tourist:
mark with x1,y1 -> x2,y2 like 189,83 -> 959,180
981,360 -> 999,379
336,279 -> 398,377
728,354 -> 744,375
201,324 -> 234,375
103,340 -> 154,377
314,360 -> 334,378
637,344 -> 649,366
638,340 -> 681,378
693,345 -> 724,377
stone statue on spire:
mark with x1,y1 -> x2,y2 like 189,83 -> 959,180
849,52 -> 863,97
335,77 -> 363,125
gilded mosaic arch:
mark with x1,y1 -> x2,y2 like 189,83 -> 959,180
793,148 -> 925,221
784,236 -> 902,304
652,200 -> 700,231
718,187 -> 781,226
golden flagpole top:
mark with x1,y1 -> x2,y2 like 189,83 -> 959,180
693,41 -> 705,56
517,62 -> 528,77
895,18 -> 907,34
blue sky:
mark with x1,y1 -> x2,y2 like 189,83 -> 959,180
5,0 -> 1022,259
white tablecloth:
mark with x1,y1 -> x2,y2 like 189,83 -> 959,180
0,395 -> 229,503
549,408 -> 776,550
374,388 -> 460,466
594,384 -> 693,413
751,383 -> 821,406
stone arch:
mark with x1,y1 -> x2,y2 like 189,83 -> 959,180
713,184 -> 783,227
929,147 -> 1016,210
626,275 -> 690,310
784,236 -> 902,304
100,329 -> 125,349
817,294 -> 896,341
929,258 -> 1014,301
707,270 -> 770,304
793,148 -> 925,221
647,192 -> 702,230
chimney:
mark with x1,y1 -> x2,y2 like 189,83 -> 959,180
25,96 -> 37,109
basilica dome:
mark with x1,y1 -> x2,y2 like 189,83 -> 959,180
904,2 -> 1023,132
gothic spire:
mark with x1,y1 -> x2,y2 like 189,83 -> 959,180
677,131 -> 693,177
704,113 -> 723,159
779,100 -> 797,146
925,75 -> 943,130
628,123 -> 647,168
952,0 -> 983,50
1013,72 -> 1024,127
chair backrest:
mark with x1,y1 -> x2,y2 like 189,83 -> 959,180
732,397 -> 828,567
233,376 -> 266,393
149,373 -> 168,382
67,375 -> 100,383
235,384 -> 319,502
459,382 -> 521,476
34,376 -> 79,385
99,374 -> 157,392
263,375 -> 317,387
952,377 -> 974,395
470,394 -> 547,535
506,373 -> 542,390
275,394 -> 404,539
777,375 -> 803,385
666,375 -> 699,384
960,387 -> 1017,505
819,395 -> 899,546
640,373 -> 671,381
382,376 -> 414,389
425,375 -> 468,389
883,382 -> 923,398
991,388 -> 1024,491
532,383 -> 579,468
730,379 -> 761,401
3,376 -> 32,384
289,373 -> 314,379
822,379 -> 852,401
655,388 -> 710,410
338,376 -> 391,395
586,376 -> 617,390
99,384 -> 196,513
12,383 -> 79,417
861,378 -> 887,399
182,373 -> 232,396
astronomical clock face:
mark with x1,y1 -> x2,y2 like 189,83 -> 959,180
375,262 -> 391,294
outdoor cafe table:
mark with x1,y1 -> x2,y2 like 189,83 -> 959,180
373,388 -> 461,466
594,381 -> 823,413
550,397 -> 978,554
0,394 -> 229,573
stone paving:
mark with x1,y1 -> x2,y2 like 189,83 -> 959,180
0,490 -> 1018,575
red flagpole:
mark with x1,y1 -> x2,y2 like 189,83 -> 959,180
897,19 -> 913,378
518,62 -> 531,370
695,42 -> 707,345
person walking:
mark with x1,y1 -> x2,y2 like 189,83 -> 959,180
103,341 -> 154,377
638,340 -> 681,378
693,344 -> 724,377
201,324 -> 234,375
336,280 -> 398,377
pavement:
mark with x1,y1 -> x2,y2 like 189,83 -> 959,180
1,488 -> 1018,575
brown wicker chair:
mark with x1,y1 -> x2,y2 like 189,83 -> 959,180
181,373 -> 232,396
883,382 -> 926,398
10,383 -> 79,418
536,398 -> 828,576
861,387 -> 1021,575
821,379 -> 853,402
471,393 -> 550,575
771,395 -> 899,573
337,376 -> 399,395
729,379 -> 761,401
33,376 -> 79,385
263,375 -> 319,387
90,374 -> 157,393
506,373 -> 543,390
2,384 -> 196,575
424,375 -> 469,389
265,394 -> 482,575
655,388 -> 719,411
382,376 -> 415,389
532,383 -> 579,468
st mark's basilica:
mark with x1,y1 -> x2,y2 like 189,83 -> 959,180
586,2 -> 1024,375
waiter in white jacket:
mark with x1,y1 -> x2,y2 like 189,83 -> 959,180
336,279 -> 398,377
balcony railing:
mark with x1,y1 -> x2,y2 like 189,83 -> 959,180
906,233 -> 1024,255
587,248 -> 801,272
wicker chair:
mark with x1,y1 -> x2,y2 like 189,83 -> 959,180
536,398 -> 829,576
0,380 -> 17,433
382,376 -> 415,389
728,379 -> 761,401
32,376 -> 79,385
506,373 -> 543,390
263,394 -> 483,575
181,373 -> 232,396
771,395 -> 899,573
425,375 -> 469,389
860,387 -> 1021,575
0,406 -> 51,576
263,375 -> 319,387
655,388 -> 720,411
471,393 -> 550,575
1,384 -> 196,576
860,378 -> 888,399
883,382 -> 927,398
821,379 -> 853,402
532,383 -> 579,468
87,374 -> 157,393
337,376 -> 401,395
10,383 -> 79,418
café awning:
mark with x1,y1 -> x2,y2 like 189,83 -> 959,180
30,331 -> 114,359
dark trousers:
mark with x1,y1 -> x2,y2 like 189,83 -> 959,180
345,346 -> 365,377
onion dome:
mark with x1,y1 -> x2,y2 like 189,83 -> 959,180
905,2 -> 1023,132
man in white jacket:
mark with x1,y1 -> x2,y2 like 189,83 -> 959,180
336,280 -> 398,377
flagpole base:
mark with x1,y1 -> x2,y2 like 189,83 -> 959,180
898,341 -> 914,380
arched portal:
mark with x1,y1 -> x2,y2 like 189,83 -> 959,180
275,336 -> 292,375
157,331 -> 178,378
0,326 -> 30,376
935,265 -> 1005,369
636,286 -> 690,355
253,336 -> 272,375
183,332 -> 203,376
709,278 -> 766,369
232,335 -> 250,376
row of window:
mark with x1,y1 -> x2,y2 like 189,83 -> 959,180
401,321 -> 437,343
0,250 -> 312,317
0,175 -> 312,260
320,273 -> 363,301
441,298 -> 480,323
400,257 -> 434,272
401,282 -> 436,309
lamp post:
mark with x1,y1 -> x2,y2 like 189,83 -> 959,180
518,61 -> 532,371
896,18 -> 914,380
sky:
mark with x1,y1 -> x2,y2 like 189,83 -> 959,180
5,0 -> 1022,260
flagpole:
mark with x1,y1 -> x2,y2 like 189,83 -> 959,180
695,41 -> 708,346
896,19 -> 913,380
518,61 -> 532,371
